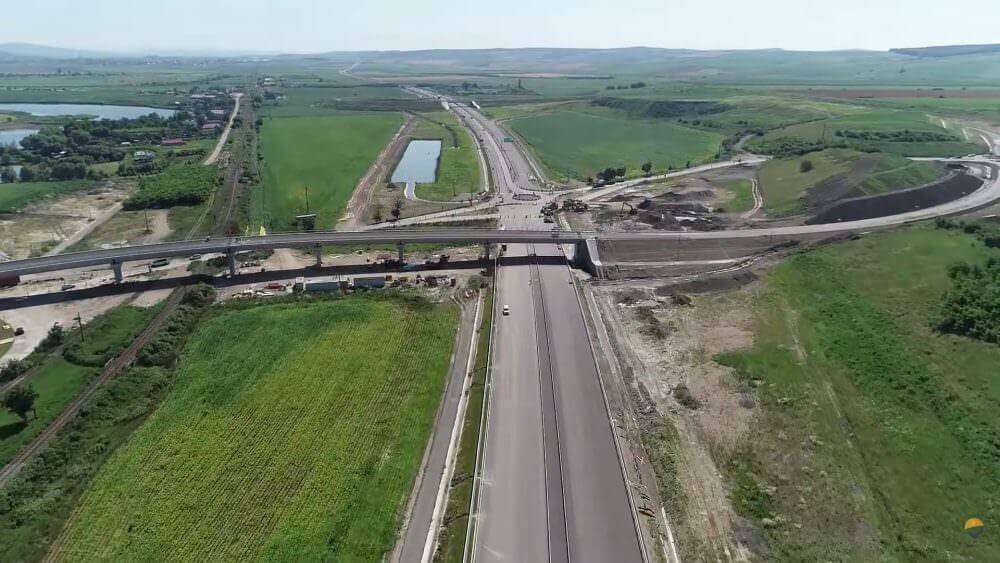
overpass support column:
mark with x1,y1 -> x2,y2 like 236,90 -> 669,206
573,238 -> 604,279
314,244 -> 323,267
111,260 -> 124,284
227,248 -> 237,277
483,242 -> 493,260
397,241 -> 405,263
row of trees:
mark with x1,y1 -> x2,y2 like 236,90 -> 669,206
1,161 -> 89,183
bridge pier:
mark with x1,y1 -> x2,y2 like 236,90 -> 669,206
573,238 -> 604,279
227,249 -> 237,277
483,242 -> 493,260
111,260 -> 124,284
397,241 -> 405,263
314,244 -> 323,267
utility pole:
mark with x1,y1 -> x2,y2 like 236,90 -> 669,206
75,312 -> 85,342
144,208 -> 151,233
304,185 -> 310,214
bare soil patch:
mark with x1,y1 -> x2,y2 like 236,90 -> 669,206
582,166 -> 760,233
595,282 -> 759,561
0,183 -> 131,260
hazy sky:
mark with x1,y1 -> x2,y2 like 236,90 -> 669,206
6,0 -> 1000,53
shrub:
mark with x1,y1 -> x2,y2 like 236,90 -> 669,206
0,359 -> 29,383
937,257 -> 1000,344
799,159 -> 814,173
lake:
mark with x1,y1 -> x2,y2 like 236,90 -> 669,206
0,103 -> 176,120
0,165 -> 23,183
0,129 -> 40,148
391,139 -> 441,184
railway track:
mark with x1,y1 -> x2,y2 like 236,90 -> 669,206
0,288 -> 185,488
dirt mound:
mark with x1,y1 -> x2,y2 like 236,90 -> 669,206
656,271 -> 758,295
808,171 -> 983,224
656,189 -> 715,202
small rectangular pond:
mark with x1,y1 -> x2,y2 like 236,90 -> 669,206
391,139 -> 442,185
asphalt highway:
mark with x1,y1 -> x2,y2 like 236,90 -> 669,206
447,91 -> 645,562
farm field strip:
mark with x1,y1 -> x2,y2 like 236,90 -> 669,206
258,113 -> 403,231
506,108 -> 723,181
51,296 -> 458,561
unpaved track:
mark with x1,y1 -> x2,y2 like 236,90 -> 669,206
44,200 -> 123,256
340,114 -> 416,230
203,93 -> 243,166
741,179 -> 763,219
0,289 -> 184,488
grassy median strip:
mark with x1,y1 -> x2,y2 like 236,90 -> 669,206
435,283 -> 493,562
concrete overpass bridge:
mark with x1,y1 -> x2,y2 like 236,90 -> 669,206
0,229 -> 605,282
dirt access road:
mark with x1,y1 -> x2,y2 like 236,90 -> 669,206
203,93 -> 243,166
339,114 -> 417,230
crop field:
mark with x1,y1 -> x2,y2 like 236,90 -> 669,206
262,85 -> 421,117
52,295 -> 458,561
0,180 -> 97,212
410,112 -> 482,201
257,112 -> 402,231
125,163 -> 219,210
505,107 -> 723,180
695,95 -> 864,133
757,149 -> 944,216
716,226 -> 1000,560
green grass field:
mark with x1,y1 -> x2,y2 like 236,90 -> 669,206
756,108 -> 983,157
262,86 -> 418,117
410,112 -> 482,201
505,107 -> 723,180
0,358 -> 94,465
0,304 -> 157,467
716,226 -> 1000,561
53,295 -> 458,561
757,149 -> 944,216
0,180 -> 97,212
719,179 -> 756,213
257,113 -> 402,231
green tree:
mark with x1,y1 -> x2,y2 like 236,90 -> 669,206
38,322 -> 64,352
3,384 -> 38,422
391,196 -> 404,221
0,167 -> 16,184
20,164 -> 36,182
641,161 -> 652,176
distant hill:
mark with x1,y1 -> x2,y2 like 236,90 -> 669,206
0,42 -> 112,59
891,44 -> 1000,58
308,47 -> 1000,86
